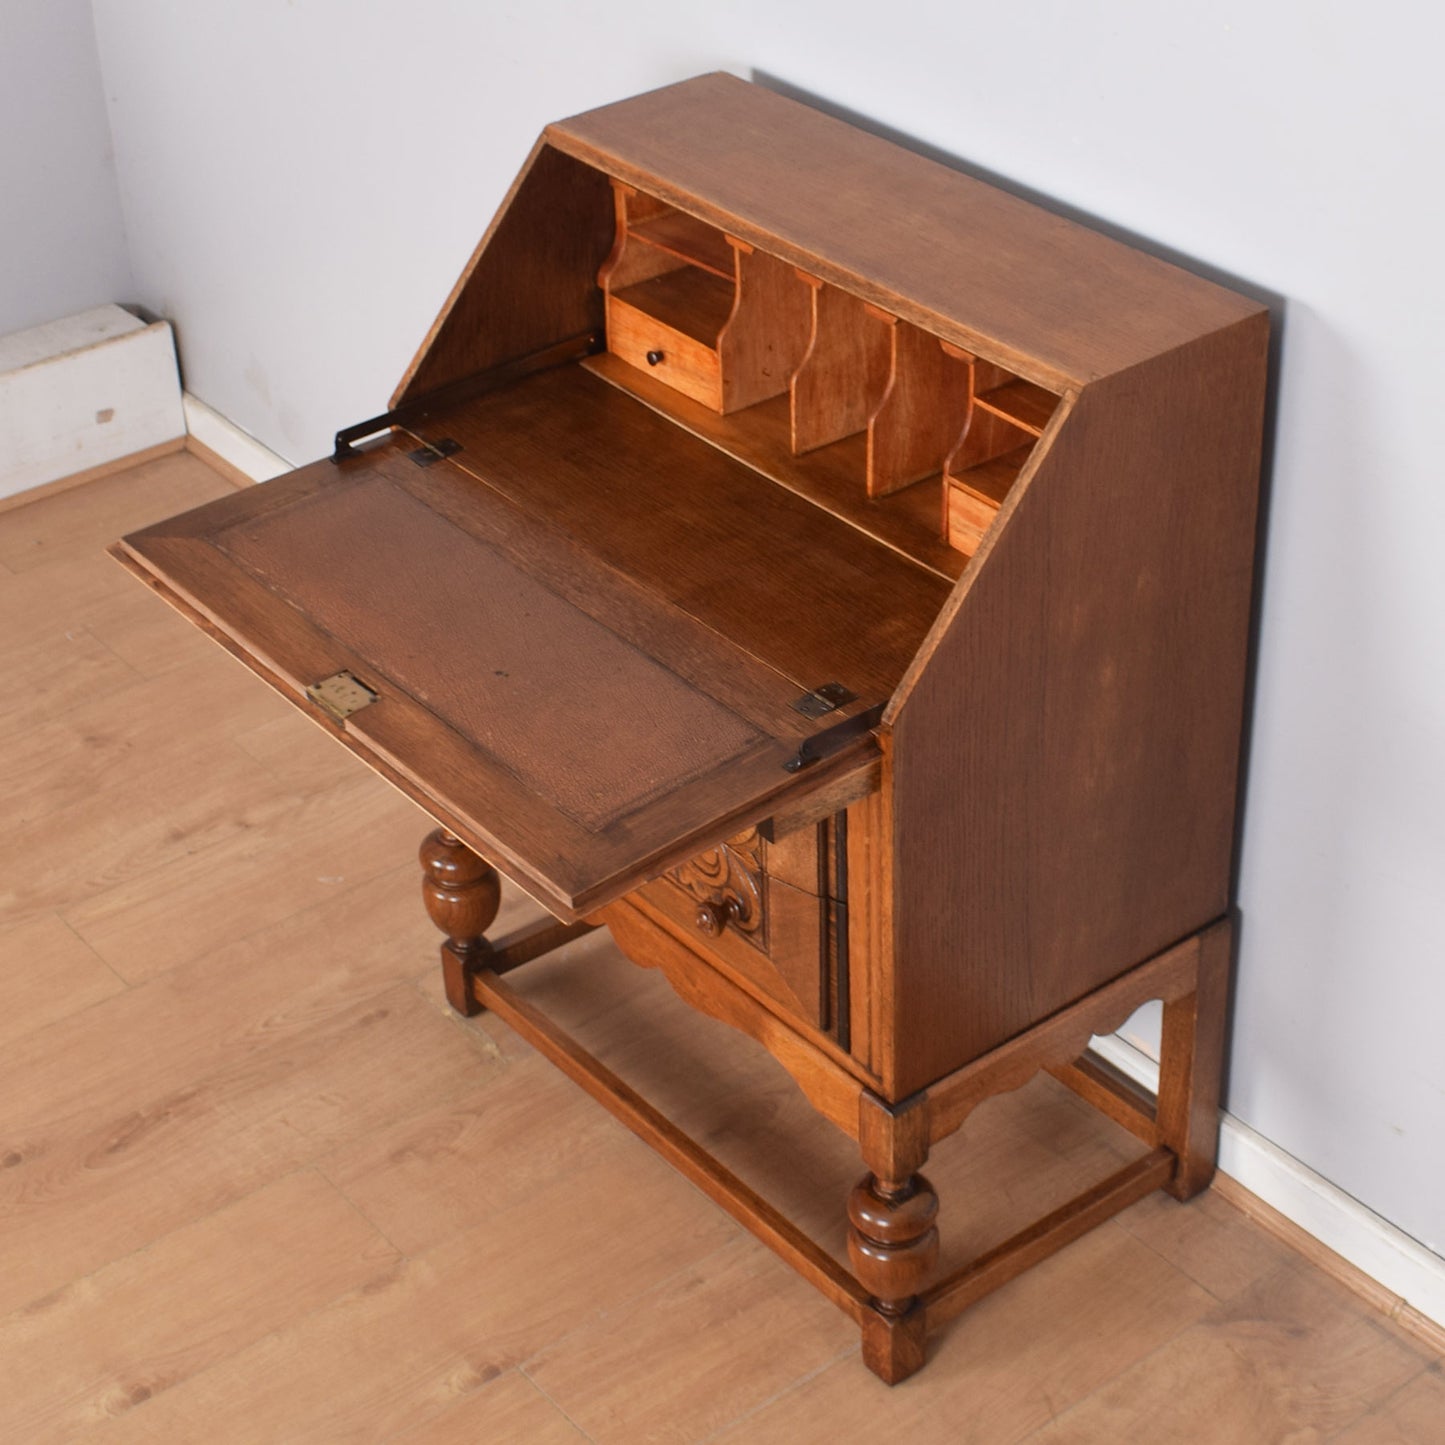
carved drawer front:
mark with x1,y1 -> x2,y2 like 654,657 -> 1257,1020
639,822 -> 835,1034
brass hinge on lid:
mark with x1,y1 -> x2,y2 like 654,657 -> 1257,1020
306,670 -> 379,723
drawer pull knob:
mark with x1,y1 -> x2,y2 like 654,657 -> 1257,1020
646,349 -> 665,366
695,897 -> 741,937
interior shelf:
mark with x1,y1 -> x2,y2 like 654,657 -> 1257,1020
974,378 -> 1057,436
599,180 -> 810,414
629,211 -> 737,280
944,447 -> 1030,555
612,269 -> 734,345
596,180 -> 1060,569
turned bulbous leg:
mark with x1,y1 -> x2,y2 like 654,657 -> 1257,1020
847,1171 -> 939,1383
419,828 -> 501,1016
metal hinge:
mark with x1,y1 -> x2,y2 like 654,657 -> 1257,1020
306,670 -> 379,723
792,682 -> 858,718
407,437 -> 461,467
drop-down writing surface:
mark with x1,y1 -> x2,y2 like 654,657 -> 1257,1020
115,420 -> 914,917
399,363 -> 953,701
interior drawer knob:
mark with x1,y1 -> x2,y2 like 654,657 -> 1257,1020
646,349 -> 665,366
695,897 -> 741,937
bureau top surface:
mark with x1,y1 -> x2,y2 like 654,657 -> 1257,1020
547,73 -> 1263,388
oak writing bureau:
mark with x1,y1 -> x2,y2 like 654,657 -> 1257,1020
114,74 -> 1269,1382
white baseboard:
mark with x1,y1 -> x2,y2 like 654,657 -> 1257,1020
1091,1032 -> 1445,1331
0,306 -> 186,502
182,393 -> 291,482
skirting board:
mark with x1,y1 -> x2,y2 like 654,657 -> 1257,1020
182,394 -> 291,483
1091,1032 -> 1445,1339
0,306 -> 186,503
171,389 -> 1445,1347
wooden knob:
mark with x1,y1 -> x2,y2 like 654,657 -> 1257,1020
645,349 -> 664,366
695,897 -> 738,937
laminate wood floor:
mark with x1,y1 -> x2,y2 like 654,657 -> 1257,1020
0,450 -> 1440,1443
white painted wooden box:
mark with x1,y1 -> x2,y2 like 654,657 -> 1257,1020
0,305 -> 184,504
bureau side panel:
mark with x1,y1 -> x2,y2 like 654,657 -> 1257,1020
883,313 -> 1270,1098
392,144 -> 614,405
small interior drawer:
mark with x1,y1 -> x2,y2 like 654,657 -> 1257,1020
605,288 -> 724,409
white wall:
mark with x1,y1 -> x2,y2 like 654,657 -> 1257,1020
0,0 -> 131,338
89,1 -> 1444,1258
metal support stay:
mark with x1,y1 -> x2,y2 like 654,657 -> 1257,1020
331,331 -> 603,461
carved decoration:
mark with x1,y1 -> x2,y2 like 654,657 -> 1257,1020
666,827 -> 767,950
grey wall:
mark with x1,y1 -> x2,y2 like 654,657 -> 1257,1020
86,2 -> 1444,1256
0,0 -> 131,337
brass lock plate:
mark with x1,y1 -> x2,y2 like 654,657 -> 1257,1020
306,670 -> 379,723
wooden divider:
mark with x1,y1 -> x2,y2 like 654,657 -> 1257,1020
790,280 -> 889,454
599,178 -> 1061,558
864,313 -> 972,497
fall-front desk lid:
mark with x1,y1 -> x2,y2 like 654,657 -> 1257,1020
115,368 -> 949,918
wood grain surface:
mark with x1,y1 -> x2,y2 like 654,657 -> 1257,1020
883,314 -> 1270,1094
394,143 -> 614,405
405,362 -> 952,698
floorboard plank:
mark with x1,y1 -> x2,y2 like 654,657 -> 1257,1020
526,1237 -> 856,1444
0,452 -> 230,573
1025,1263 -> 1430,1444
0,1170 -> 398,1444
83,1148 -> 739,1445
389,1370 -> 591,1444
0,913 -> 124,1048
0,740 -> 300,932
1330,1366 -> 1445,1445
0,653 -> 291,831
63,774 -> 425,982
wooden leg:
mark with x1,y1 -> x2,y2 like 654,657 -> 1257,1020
847,1092 -> 938,1384
1158,917 -> 1232,1200
858,1298 -> 928,1385
419,828 -> 501,1017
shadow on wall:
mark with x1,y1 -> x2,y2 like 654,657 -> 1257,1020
1230,306 -> 1412,1183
